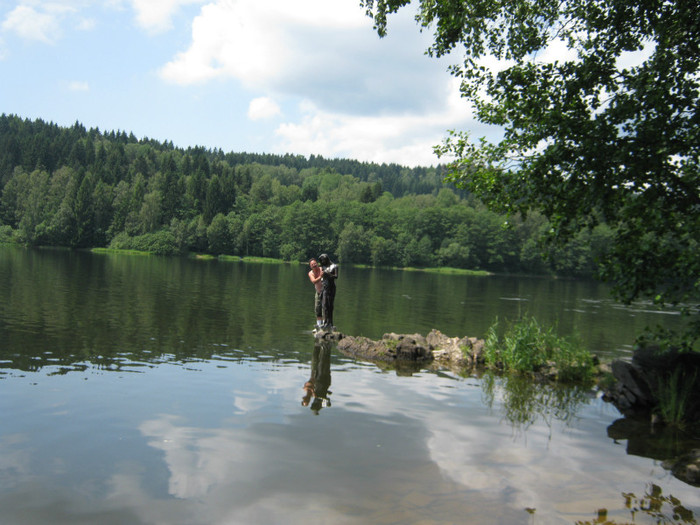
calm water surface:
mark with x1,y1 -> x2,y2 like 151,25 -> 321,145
0,246 -> 697,525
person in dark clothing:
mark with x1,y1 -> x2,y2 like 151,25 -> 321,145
318,253 -> 338,331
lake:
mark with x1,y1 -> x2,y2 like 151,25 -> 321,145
0,245 -> 697,524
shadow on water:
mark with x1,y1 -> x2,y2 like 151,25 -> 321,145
607,416 -> 700,489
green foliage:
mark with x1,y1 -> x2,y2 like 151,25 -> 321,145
109,230 -> 179,256
0,224 -> 16,243
0,114 -> 610,277
362,0 -> 700,344
654,368 -> 698,428
207,213 -> 233,255
483,316 -> 595,383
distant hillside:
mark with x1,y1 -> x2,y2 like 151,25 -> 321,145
0,113 -> 611,276
0,114 -> 452,198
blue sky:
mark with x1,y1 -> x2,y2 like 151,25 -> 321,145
0,0 -> 497,167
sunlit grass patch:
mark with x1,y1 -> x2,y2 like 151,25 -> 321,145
483,315 -> 595,383
218,255 -> 284,264
91,247 -> 152,256
402,266 -> 492,276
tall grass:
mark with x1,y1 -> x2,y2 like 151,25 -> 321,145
483,316 -> 595,383
654,368 -> 698,427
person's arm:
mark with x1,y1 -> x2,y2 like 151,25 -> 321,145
309,270 -> 322,285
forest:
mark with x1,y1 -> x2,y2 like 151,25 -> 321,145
0,114 -> 612,276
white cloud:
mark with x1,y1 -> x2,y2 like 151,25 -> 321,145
247,97 -> 281,121
76,17 -> 96,31
158,0 -> 443,109
159,1 -> 298,87
68,80 -> 89,91
535,37 -> 578,64
275,106 -> 445,167
2,4 -> 63,43
273,79 -> 487,167
128,0 -> 206,34
155,0 -> 477,165
616,40 -> 656,71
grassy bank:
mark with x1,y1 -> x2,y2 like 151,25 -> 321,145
91,247 -> 153,256
91,247 -> 493,275
218,255 -> 286,264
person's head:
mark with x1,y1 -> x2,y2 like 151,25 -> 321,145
302,381 -> 314,406
318,254 -> 330,266
309,258 -> 318,269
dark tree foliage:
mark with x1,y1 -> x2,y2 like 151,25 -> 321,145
362,0 -> 700,347
0,113 -> 611,279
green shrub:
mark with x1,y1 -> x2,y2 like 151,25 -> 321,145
654,368 -> 698,428
108,230 -> 179,256
0,225 -> 17,243
483,316 -> 595,383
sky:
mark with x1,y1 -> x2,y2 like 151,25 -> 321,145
0,0 -> 497,167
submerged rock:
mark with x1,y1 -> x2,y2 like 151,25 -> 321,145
664,449 -> 700,487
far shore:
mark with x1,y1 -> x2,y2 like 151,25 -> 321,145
88,247 -> 493,276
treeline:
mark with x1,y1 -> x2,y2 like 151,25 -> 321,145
0,114 -> 611,275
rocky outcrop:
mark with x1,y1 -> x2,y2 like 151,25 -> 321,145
332,329 -> 484,369
603,346 -> 700,487
602,346 -> 700,421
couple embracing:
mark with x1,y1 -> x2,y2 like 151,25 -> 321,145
308,254 -> 338,332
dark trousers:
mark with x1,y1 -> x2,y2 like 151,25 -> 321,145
321,284 -> 335,327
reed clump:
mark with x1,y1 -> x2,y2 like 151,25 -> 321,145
483,316 -> 596,383
654,367 -> 698,428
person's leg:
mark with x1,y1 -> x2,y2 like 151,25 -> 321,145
320,288 -> 329,329
325,288 -> 335,329
314,291 -> 323,328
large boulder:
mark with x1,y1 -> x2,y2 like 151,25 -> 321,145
603,346 -> 700,421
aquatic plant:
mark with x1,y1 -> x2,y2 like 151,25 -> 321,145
654,367 -> 698,428
483,316 -> 595,383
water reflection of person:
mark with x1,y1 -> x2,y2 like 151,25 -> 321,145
302,341 -> 332,414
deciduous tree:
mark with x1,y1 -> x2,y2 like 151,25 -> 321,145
362,0 -> 700,345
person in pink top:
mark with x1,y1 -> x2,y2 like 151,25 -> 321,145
308,258 -> 324,331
